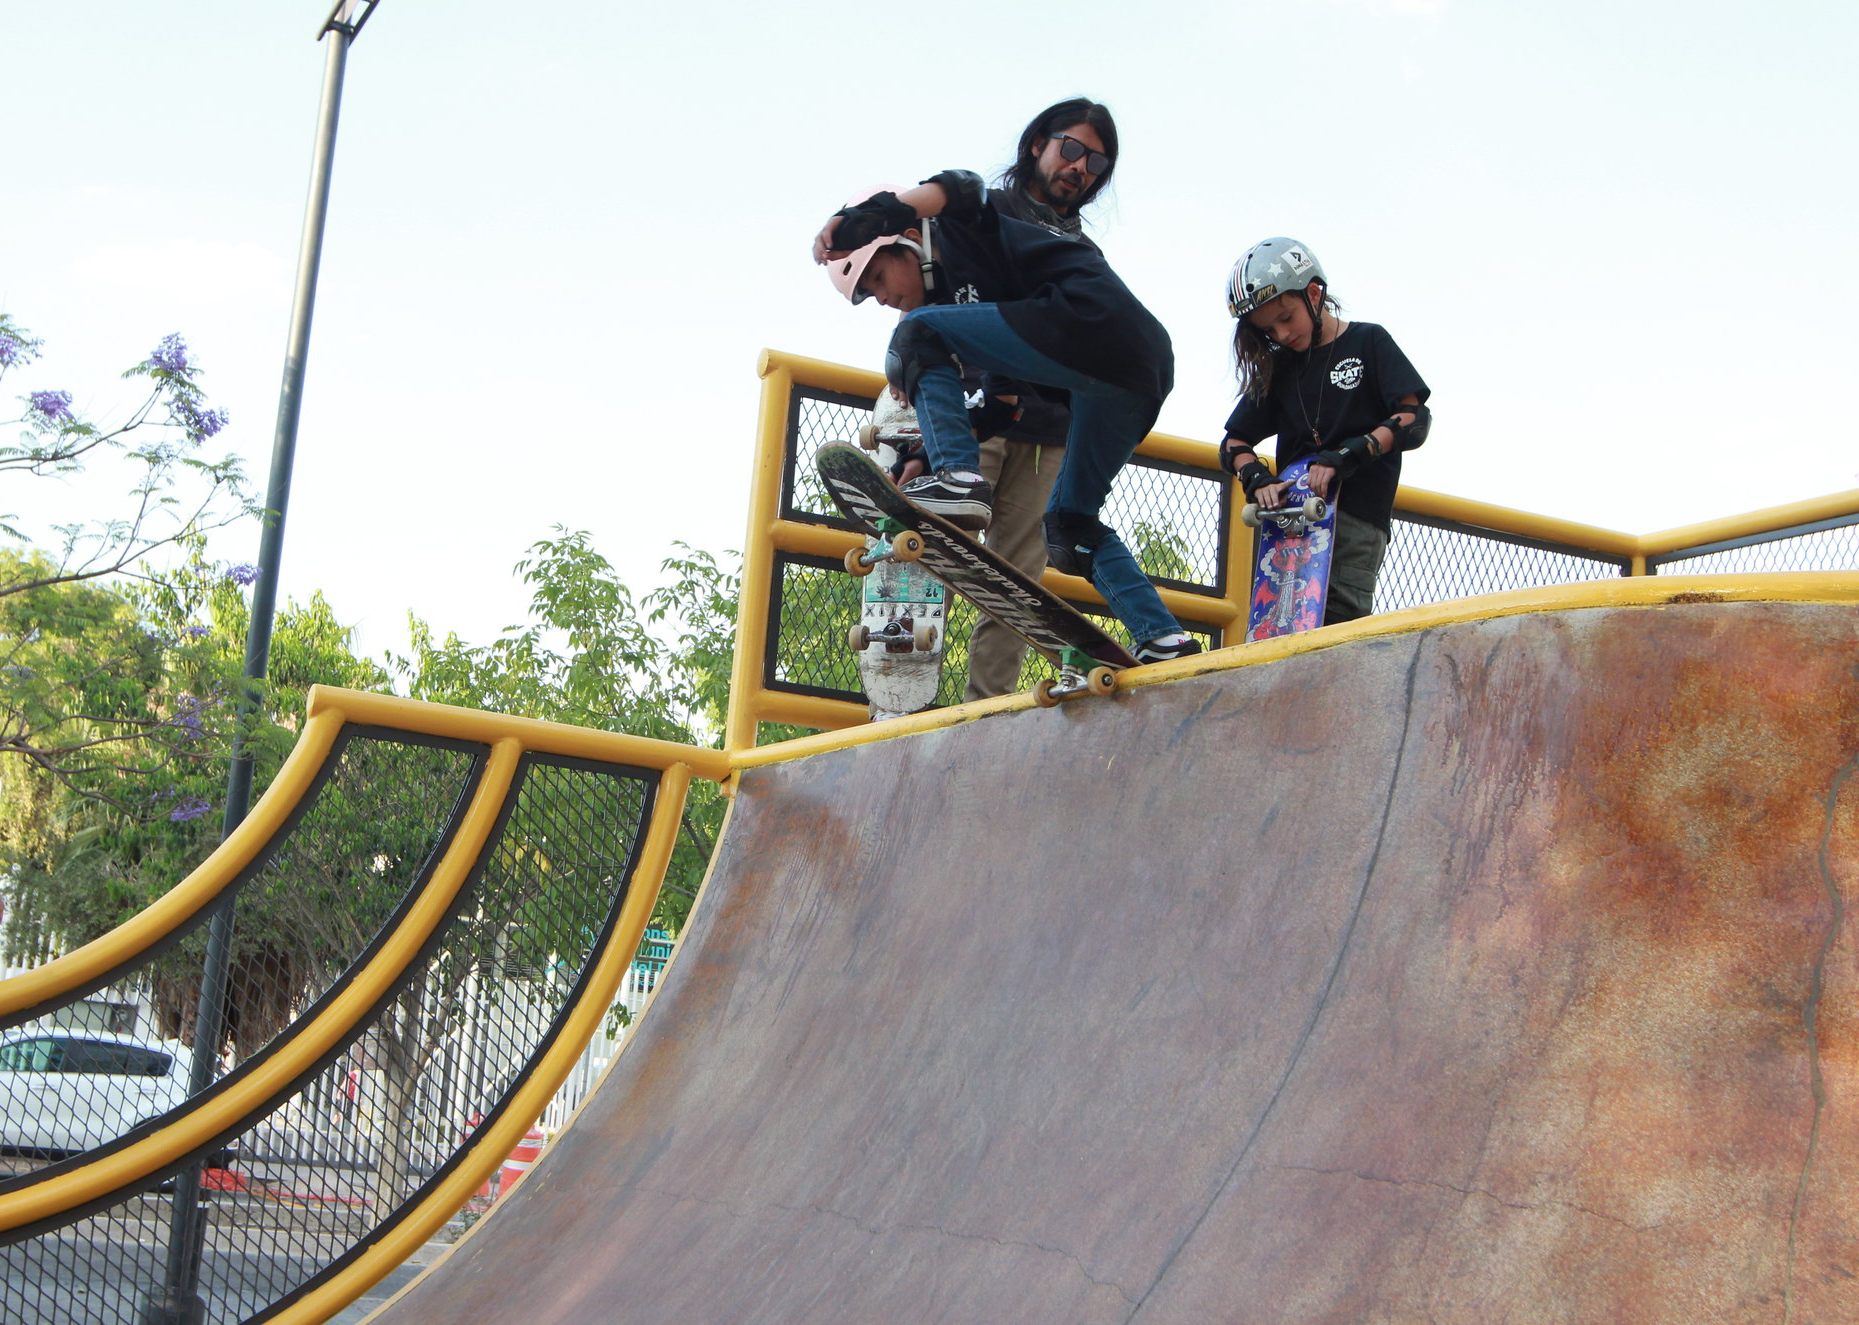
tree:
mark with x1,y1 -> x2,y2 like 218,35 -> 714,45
1,315 -> 255,794
1,547 -> 390,1043
392,530 -> 746,934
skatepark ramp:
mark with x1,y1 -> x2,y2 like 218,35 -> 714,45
369,587 -> 1859,1323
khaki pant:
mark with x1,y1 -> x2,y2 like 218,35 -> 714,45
965,435 -> 1063,700
1326,508 -> 1390,625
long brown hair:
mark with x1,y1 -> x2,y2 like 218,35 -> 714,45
1234,285 -> 1341,401
997,98 -> 1120,211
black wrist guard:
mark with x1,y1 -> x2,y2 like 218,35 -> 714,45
887,438 -> 928,482
1312,435 -> 1376,479
1236,460 -> 1276,499
1219,439 -> 1256,476
831,192 -> 917,251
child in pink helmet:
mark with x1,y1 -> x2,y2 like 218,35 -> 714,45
813,172 -> 1200,665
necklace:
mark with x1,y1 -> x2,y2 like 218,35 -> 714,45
1293,318 -> 1347,446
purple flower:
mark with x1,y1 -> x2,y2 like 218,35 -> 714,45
0,333 -> 28,368
228,563 -> 261,587
182,624 -> 211,639
148,334 -> 190,374
169,796 -> 213,823
29,390 -> 74,423
170,394 -> 228,440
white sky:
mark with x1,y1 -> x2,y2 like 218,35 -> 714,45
5,0 -> 1856,664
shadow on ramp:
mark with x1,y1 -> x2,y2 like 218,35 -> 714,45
373,601 -> 1859,1324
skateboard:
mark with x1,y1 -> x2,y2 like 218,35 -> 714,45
815,442 -> 1137,706
1242,455 -> 1336,641
847,393 -> 947,719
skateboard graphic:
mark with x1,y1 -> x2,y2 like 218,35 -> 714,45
847,393 -> 947,719
816,442 -> 1137,707
1242,455 -> 1337,641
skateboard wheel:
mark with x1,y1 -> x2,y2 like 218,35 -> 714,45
1087,666 -> 1117,697
856,422 -> 879,451
893,530 -> 925,562
1300,497 -> 1325,520
847,624 -> 870,652
1241,504 -> 1262,529
1033,678 -> 1063,708
912,620 -> 938,651
844,546 -> 875,578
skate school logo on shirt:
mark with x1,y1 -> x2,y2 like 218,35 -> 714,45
1329,357 -> 1364,390
953,283 -> 982,304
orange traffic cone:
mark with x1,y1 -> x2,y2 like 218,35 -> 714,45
497,1124 -> 546,1199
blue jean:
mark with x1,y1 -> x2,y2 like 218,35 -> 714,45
893,303 -> 1181,644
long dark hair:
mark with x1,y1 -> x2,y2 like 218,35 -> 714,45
997,98 -> 1119,211
1234,284 -> 1342,401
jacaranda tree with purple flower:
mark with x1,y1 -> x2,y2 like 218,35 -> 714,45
2,312 -> 255,595
1,313 -> 263,789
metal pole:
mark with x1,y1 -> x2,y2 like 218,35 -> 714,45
144,6 -> 375,1321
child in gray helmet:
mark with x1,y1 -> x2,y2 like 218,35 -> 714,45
1220,238 -> 1432,625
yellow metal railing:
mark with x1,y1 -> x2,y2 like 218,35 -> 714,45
729,349 -> 1859,749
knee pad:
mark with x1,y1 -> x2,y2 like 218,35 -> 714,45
1044,511 -> 1110,580
885,317 -> 961,405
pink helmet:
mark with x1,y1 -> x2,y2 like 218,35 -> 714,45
827,187 -> 929,305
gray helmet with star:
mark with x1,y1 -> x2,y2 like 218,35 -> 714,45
1226,237 -> 1327,319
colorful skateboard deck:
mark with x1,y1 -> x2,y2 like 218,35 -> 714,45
1243,456 -> 1337,640
816,443 -> 1136,705
848,394 -> 945,719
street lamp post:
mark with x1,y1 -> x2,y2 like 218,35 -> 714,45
143,4 -> 379,1322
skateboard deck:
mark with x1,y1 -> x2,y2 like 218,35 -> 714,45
849,394 -> 946,719
1243,455 -> 1337,641
816,442 -> 1137,705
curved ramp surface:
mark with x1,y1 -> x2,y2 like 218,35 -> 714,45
375,602 -> 1859,1324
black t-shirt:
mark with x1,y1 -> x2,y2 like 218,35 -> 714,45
1222,321 -> 1428,534
924,177 -> 1173,402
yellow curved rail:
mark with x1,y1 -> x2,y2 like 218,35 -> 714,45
281,763 -> 697,1324
0,709 -> 345,1022
0,687 -> 731,1233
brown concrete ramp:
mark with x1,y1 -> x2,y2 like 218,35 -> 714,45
374,601 -> 1859,1324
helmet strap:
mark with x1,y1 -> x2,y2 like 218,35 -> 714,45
890,229 -> 938,297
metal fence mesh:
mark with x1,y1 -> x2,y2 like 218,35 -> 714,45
778,387 -> 1230,708
1,739 -> 658,1324
1652,520 -> 1859,576
1102,459 -> 1225,594
1371,517 -> 1629,614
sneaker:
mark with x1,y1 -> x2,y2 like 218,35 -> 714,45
1133,633 -> 1204,665
901,468 -> 993,531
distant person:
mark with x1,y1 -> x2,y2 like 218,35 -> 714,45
1221,238 -> 1432,625
815,171 -> 1200,664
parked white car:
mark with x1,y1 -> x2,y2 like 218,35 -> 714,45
0,1029 -> 193,1155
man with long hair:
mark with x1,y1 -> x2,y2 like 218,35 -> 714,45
963,98 -> 1130,699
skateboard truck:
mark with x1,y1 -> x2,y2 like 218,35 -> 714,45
1033,646 -> 1119,708
844,516 -> 926,577
1241,495 -> 1328,533
848,616 -> 939,654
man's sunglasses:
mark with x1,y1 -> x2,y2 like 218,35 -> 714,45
1051,133 -> 1112,177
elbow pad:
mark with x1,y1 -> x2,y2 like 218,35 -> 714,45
921,170 -> 986,218
1380,402 -> 1431,451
